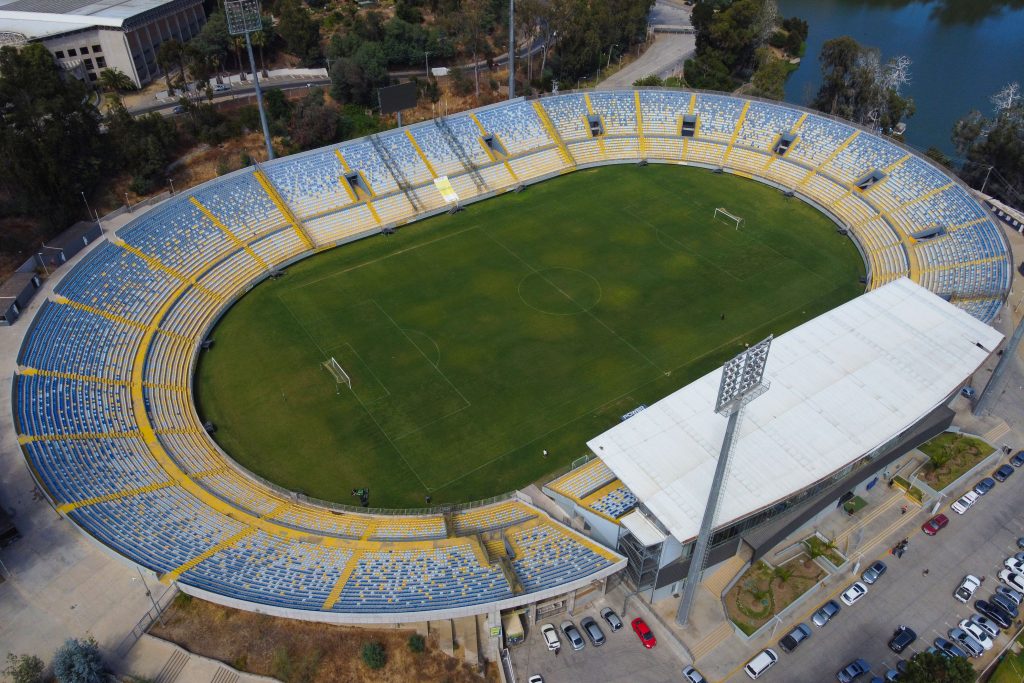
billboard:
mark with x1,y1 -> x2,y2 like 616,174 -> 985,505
378,81 -> 418,115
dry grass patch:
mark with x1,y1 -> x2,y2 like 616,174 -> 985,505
919,432 -> 995,491
149,594 -> 495,683
725,558 -> 825,636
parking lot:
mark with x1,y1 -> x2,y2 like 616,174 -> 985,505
723,449 -> 1024,681
510,596 -> 686,682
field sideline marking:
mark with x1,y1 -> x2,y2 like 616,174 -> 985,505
477,228 -> 669,376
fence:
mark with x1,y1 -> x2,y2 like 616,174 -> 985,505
115,581 -> 179,658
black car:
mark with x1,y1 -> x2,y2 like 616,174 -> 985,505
976,600 -> 1014,629
991,592 -> 1020,617
889,625 -> 917,653
994,464 -> 1015,482
1011,451 -> 1024,467
779,623 -> 812,652
974,477 -> 996,495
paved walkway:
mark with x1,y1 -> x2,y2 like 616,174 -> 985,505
598,1 -> 695,89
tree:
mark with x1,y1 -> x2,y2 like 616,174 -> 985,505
288,89 -> 339,151
0,44 -> 106,229
52,637 -> 104,683
98,67 -> 135,93
105,104 -> 180,195
3,653 -> 44,683
157,39 -> 183,95
811,36 -> 914,133
277,0 -> 321,65
330,42 -> 388,106
950,86 -> 1024,206
750,47 -> 790,100
899,650 -> 974,683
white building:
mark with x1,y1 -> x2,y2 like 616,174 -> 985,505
0,0 -> 206,87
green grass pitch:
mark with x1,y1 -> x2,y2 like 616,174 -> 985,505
195,164 -> 865,508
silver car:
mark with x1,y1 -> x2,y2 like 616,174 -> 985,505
948,627 -> 984,658
560,620 -> 585,650
600,607 -> 623,631
580,616 -> 606,646
812,599 -> 841,627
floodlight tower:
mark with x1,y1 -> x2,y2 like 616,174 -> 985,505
676,336 -> 773,626
226,0 -> 274,160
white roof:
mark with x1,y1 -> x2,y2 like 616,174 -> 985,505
587,279 -> 1003,545
619,509 -> 667,547
0,0 -> 179,39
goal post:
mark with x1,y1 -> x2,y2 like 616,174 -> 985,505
714,207 -> 745,230
322,357 -> 352,393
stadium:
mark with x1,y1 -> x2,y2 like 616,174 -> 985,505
11,88 -> 1013,644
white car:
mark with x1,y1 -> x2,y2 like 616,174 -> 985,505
840,581 -> 868,606
528,677 -> 544,683
1005,557 -> 1024,574
999,569 -> 1024,593
959,619 -> 994,650
954,575 -> 981,603
951,490 -> 980,514
540,623 -> 560,651
970,614 -> 1002,639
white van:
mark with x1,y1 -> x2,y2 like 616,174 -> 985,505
951,490 -> 980,514
744,648 -> 778,679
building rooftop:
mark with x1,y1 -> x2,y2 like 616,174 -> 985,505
0,0 -> 176,39
587,278 -> 1003,546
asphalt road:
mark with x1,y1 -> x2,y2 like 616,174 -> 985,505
725,453 -> 1024,682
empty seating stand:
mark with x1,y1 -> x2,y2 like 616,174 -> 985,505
13,89 -> 1011,621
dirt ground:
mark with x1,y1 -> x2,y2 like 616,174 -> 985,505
149,594 -> 497,683
725,557 -> 825,635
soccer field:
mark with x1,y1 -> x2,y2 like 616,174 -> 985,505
195,164 -> 865,508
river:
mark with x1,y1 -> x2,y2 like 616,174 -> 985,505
778,0 -> 1024,155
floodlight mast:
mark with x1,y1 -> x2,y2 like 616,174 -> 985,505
675,335 -> 772,626
226,0 -> 274,161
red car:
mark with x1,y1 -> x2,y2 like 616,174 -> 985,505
922,513 -> 949,535
631,617 -> 657,648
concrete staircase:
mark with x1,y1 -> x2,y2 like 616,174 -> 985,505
984,421 -> 1011,445
689,621 -> 734,661
481,531 -> 524,594
154,649 -> 188,683
701,554 -> 748,596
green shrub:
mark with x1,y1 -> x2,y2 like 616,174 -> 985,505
408,634 -> 426,653
361,642 -> 386,670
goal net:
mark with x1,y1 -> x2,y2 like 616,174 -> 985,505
322,357 -> 352,392
714,207 -> 745,230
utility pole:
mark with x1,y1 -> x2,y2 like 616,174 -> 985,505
508,0 -> 515,99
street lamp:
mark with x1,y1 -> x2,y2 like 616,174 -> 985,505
167,177 -> 176,195
607,44 -> 618,68
226,0 -> 274,161
80,191 -> 97,221
425,51 -> 431,78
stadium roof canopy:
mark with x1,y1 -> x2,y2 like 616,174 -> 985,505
587,278 -> 1003,545
0,0 -> 174,39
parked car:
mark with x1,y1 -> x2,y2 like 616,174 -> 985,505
974,477 -> 996,495
995,584 -> 1024,606
213,83 -> 231,92
170,104 -> 186,114
968,613 -> 1002,639
580,616 -> 606,647
540,623 -> 560,651
958,619 -> 994,651
934,637 -> 968,659
884,669 -> 900,682
841,582 -> 868,606
999,569 -> 1024,593
1005,557 -> 1024,574
991,592 -> 1020,617
862,561 -> 887,585
837,658 -> 871,682
682,665 -> 707,683
812,600 -> 842,627
528,676 -> 544,683
951,491 -> 980,514
954,575 -> 981,603
743,649 -> 778,679
1019,537 -> 1024,550
1011,451 -> 1024,467
994,464 -> 1015,481
600,607 -> 623,632
975,600 -> 1014,629
888,625 -> 917,653
922,513 -> 949,535
631,618 -> 656,649
778,623 -> 812,652
560,620 -> 585,650
948,627 -> 985,658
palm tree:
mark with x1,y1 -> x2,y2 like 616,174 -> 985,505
98,67 -> 135,93
157,40 -> 182,96
772,565 -> 793,585
231,36 -> 247,80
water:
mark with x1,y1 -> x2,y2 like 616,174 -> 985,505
778,0 -> 1024,155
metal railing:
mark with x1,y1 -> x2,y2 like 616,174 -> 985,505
115,581 -> 179,657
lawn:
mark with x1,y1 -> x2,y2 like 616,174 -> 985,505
196,164 -> 863,507
991,636 -> 1024,683
918,431 -> 996,491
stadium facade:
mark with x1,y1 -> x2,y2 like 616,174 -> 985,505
0,0 -> 206,87
11,90 -> 1013,631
